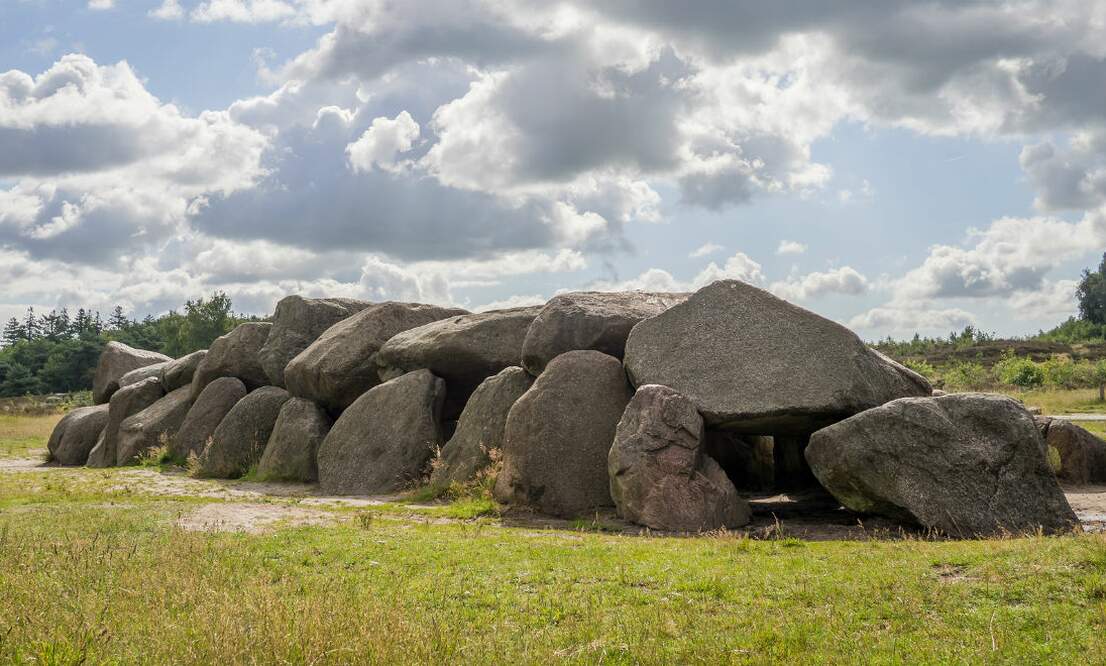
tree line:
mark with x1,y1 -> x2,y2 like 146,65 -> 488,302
0,293 -> 256,398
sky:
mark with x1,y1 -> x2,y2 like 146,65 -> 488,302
1,1 -> 1105,340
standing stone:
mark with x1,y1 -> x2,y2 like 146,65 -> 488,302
161,350 -> 207,392
317,370 -> 445,495
257,398 -> 333,482
196,387 -> 290,478
430,367 -> 533,489
806,393 -> 1079,537
47,405 -> 109,466
609,385 -> 751,531
376,306 -> 541,418
285,302 -> 468,412
87,377 -> 165,468
190,322 -> 272,401
521,291 -> 685,376
1036,417 -> 1106,484
116,387 -> 192,465
494,351 -> 633,518
93,341 -> 172,404
117,362 -> 171,391
257,295 -> 372,387
623,280 -> 931,433
172,377 -> 248,461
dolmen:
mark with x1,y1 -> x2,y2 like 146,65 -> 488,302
45,283 -> 1084,537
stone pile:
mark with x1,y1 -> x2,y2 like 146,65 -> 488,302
48,281 -> 1087,537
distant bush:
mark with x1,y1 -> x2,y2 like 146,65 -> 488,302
942,362 -> 991,392
994,351 -> 1045,389
902,358 -> 937,379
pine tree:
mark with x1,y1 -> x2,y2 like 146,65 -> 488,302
73,308 -> 91,337
109,305 -> 129,331
92,311 -> 104,334
57,307 -> 72,338
22,307 -> 39,341
2,318 -> 24,347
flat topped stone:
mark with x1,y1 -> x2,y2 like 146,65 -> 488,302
285,301 -> 467,412
376,306 -> 542,418
623,280 -> 931,433
521,291 -> 685,376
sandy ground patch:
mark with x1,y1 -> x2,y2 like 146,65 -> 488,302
175,503 -> 338,533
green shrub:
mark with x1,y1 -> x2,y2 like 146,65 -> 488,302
902,358 -> 937,379
943,362 -> 991,391
994,351 -> 1045,389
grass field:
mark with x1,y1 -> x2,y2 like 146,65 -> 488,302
0,413 -> 61,459
3,410 -> 1106,663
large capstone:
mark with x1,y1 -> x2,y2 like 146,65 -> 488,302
623,280 -> 931,434
257,295 -> 372,387
172,376 -> 248,462
285,301 -> 468,412
87,377 -> 165,468
494,350 -> 632,518
376,306 -> 541,418
93,341 -> 171,404
47,405 -> 109,466
116,386 -> 192,465
257,398 -> 333,482
521,291 -> 685,376
1036,417 -> 1106,485
317,369 -> 445,495
196,386 -> 290,478
160,350 -> 207,392
806,393 -> 1079,537
609,384 -> 751,531
430,366 -> 533,490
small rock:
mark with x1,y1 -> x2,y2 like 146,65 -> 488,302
1036,417 -> 1106,485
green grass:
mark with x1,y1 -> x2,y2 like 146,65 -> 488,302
998,388 -> 1106,416
5,402 -> 1106,662
0,413 -> 62,458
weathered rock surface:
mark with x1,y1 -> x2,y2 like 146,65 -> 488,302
118,362 -> 171,391
521,291 -> 685,375
609,385 -> 750,531
87,377 -> 164,468
47,405 -> 109,466
257,398 -> 333,482
161,350 -> 206,392
317,370 -> 445,494
196,386 -> 290,478
376,306 -> 541,418
624,280 -> 932,433
494,350 -> 632,518
806,393 -> 1078,537
285,302 -> 468,412
1036,417 -> 1106,484
190,323 -> 272,401
116,387 -> 192,465
258,295 -> 372,388
430,366 -> 533,489
172,377 -> 248,461
93,341 -> 172,404
704,431 -> 775,492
